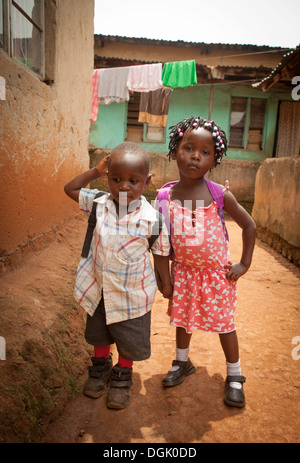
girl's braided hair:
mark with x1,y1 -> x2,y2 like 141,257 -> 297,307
168,116 -> 228,165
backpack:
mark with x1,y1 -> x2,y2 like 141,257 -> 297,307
81,191 -> 163,258
155,178 -> 229,244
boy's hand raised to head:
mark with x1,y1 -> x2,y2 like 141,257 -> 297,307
95,155 -> 110,176
64,154 -> 110,202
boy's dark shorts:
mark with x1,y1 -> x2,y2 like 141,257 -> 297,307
85,298 -> 151,361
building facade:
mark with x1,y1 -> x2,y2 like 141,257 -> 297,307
90,35 -> 294,162
0,0 -> 94,272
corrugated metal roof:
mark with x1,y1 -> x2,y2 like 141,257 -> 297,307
94,55 -> 272,72
95,34 -> 287,52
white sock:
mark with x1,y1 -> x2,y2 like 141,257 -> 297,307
226,359 -> 242,389
170,347 -> 190,372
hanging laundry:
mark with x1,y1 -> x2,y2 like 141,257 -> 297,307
127,63 -> 163,92
98,67 -> 130,105
138,87 -> 172,127
90,69 -> 100,122
162,60 -> 197,88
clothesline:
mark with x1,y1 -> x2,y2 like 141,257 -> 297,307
90,60 -> 197,123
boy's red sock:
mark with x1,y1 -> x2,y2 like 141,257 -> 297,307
93,347 -> 133,368
118,354 -> 133,369
94,345 -> 111,359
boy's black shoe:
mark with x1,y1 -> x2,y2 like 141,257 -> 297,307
224,375 -> 246,408
84,356 -> 112,398
107,365 -> 133,409
162,358 -> 196,387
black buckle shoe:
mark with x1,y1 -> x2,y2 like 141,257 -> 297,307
107,365 -> 133,409
162,358 -> 196,387
224,375 -> 246,408
84,356 -> 112,398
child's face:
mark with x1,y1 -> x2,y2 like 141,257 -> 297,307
172,127 -> 216,179
107,152 -> 151,208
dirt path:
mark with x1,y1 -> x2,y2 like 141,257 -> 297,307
1,215 -> 299,443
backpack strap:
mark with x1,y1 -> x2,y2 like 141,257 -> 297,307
81,191 -> 107,258
147,211 -> 163,250
204,178 -> 229,241
204,178 -> 224,208
155,181 -> 178,257
156,181 -> 178,237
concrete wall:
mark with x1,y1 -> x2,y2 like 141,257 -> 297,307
252,156 -> 300,265
0,0 -> 94,272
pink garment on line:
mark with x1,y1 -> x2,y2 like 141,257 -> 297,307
167,199 -> 237,334
90,69 -> 100,123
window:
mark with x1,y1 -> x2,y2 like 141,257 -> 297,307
1,0 -> 44,78
229,97 -> 266,151
247,98 -> 266,151
126,92 -> 143,142
229,97 -> 247,148
144,125 -> 165,142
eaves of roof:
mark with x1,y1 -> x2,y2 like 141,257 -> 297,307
95,34 -> 287,52
94,54 -> 272,72
252,45 -> 300,90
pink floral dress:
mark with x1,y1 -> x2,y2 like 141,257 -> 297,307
168,198 -> 237,334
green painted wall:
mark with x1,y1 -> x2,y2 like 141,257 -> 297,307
90,100 -> 127,148
89,84 -> 293,162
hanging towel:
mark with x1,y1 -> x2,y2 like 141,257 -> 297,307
98,67 -> 130,105
90,69 -> 100,122
127,63 -> 163,92
162,60 -> 197,88
138,87 -> 172,127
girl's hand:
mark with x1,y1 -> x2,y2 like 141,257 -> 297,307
155,268 -> 173,298
162,283 -> 173,299
224,261 -> 248,282
153,254 -> 173,298
95,155 -> 110,176
154,266 -> 163,293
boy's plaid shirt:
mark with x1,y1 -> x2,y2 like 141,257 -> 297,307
74,189 -> 170,324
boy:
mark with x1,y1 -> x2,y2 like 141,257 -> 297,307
64,142 -> 171,409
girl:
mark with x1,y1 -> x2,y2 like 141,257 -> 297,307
155,116 -> 256,408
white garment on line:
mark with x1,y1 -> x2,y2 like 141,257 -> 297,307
98,67 -> 130,105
